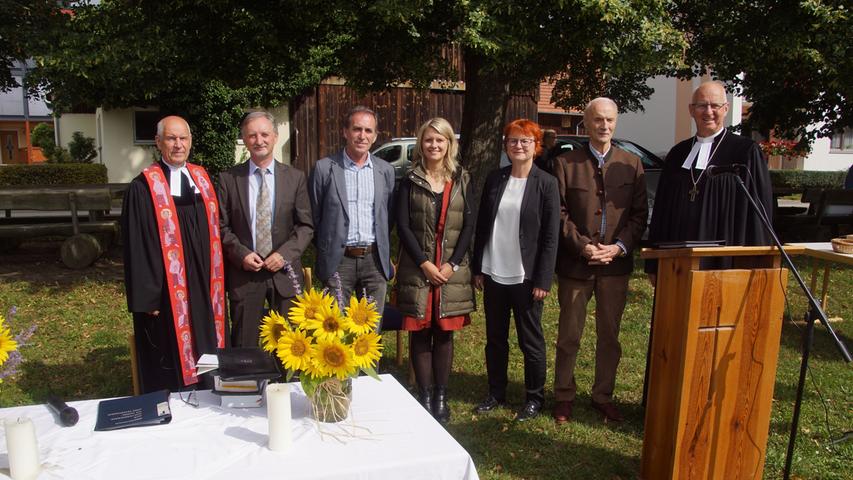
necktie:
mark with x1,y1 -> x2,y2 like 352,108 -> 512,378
255,168 -> 272,257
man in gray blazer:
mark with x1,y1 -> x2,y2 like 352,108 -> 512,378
218,111 -> 314,347
309,106 -> 395,317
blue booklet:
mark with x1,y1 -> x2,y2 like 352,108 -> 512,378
94,389 -> 172,431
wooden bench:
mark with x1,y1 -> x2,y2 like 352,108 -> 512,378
0,186 -> 118,268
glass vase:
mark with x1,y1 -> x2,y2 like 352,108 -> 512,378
307,377 -> 352,423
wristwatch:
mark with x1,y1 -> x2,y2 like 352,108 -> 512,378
450,262 -> 460,272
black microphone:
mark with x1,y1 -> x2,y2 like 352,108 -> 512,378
47,396 -> 79,427
707,163 -> 748,177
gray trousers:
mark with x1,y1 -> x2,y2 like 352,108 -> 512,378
324,250 -> 387,327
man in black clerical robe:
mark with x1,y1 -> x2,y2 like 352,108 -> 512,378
647,82 -> 773,275
122,115 -> 226,393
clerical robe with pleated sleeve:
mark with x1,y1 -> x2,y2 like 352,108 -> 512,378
646,129 -> 773,273
121,161 -> 226,393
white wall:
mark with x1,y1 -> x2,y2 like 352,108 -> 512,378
803,136 -> 853,172
616,76 -> 679,157
97,108 -> 157,183
56,113 -> 96,148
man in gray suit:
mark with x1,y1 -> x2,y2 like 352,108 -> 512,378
218,111 -> 314,347
309,106 -> 395,316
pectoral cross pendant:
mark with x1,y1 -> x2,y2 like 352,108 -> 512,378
689,185 -> 698,202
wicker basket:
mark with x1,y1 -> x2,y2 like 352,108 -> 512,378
831,237 -> 853,254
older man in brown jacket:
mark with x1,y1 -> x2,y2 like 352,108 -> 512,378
551,98 -> 648,424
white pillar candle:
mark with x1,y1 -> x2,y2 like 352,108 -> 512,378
266,383 -> 292,452
4,416 -> 41,480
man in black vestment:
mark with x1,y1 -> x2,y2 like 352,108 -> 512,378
122,116 -> 224,393
646,81 -> 773,279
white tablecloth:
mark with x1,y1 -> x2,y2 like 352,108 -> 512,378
0,375 -> 479,480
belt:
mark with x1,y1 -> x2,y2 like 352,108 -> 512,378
344,244 -> 375,258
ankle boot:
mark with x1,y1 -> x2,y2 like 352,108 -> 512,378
418,386 -> 433,414
433,385 -> 450,424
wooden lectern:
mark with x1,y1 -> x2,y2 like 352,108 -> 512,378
640,246 -> 794,480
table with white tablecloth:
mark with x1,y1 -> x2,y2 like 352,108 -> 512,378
0,374 -> 479,480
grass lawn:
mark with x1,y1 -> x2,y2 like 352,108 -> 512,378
1,241 -> 851,479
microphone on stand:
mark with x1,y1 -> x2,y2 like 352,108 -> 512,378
707,163 -> 748,178
47,396 -> 79,427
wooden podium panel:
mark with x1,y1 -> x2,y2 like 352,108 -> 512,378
641,248 -> 788,480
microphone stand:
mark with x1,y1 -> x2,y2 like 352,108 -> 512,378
724,172 -> 851,480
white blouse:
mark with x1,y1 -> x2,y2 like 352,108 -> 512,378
482,176 -> 527,285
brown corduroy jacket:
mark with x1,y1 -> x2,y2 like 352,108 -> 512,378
552,144 -> 648,279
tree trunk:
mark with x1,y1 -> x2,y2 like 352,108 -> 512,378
458,51 -> 510,207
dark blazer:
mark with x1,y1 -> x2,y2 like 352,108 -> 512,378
218,160 -> 314,300
552,145 -> 647,279
472,164 -> 560,291
308,150 -> 396,282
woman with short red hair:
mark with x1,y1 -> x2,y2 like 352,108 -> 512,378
471,119 -> 560,422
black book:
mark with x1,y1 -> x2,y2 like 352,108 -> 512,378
94,389 -> 172,431
653,240 -> 727,249
216,348 -> 282,382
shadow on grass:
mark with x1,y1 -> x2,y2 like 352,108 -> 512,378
450,414 -> 640,479
0,242 -> 125,295
15,346 -> 134,402
778,319 -> 853,363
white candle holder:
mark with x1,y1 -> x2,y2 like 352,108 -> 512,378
4,416 -> 41,480
266,383 -> 292,452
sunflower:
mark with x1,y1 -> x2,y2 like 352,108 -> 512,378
344,296 -> 381,335
288,288 -> 333,328
303,302 -> 350,342
258,310 -> 290,352
351,332 -> 382,369
311,338 -> 356,380
276,329 -> 314,372
0,316 -> 17,367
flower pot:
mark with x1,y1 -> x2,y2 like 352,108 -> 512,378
307,378 -> 352,423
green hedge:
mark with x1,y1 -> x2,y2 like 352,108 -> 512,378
769,169 -> 846,190
0,164 -> 108,187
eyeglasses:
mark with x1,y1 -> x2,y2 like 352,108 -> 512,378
178,389 -> 199,408
691,102 -> 727,112
506,138 -> 536,147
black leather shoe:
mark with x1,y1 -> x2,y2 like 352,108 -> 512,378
473,395 -> 504,414
514,401 -> 542,422
418,387 -> 433,415
433,386 -> 450,424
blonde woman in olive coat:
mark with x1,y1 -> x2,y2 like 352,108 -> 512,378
395,117 -> 475,424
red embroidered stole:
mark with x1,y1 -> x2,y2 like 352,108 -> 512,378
142,163 -> 226,386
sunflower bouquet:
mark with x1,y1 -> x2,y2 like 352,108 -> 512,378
259,288 -> 382,422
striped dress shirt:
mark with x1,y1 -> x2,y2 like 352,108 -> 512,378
343,152 -> 376,246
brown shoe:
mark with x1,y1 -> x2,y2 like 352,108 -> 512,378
552,400 -> 573,424
591,401 -> 624,423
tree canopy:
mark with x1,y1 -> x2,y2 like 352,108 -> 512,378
0,0 -> 61,92
23,0 -> 851,176
30,1 -> 356,174
331,1 -> 686,183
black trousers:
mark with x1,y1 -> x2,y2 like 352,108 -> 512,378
483,276 -> 546,405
